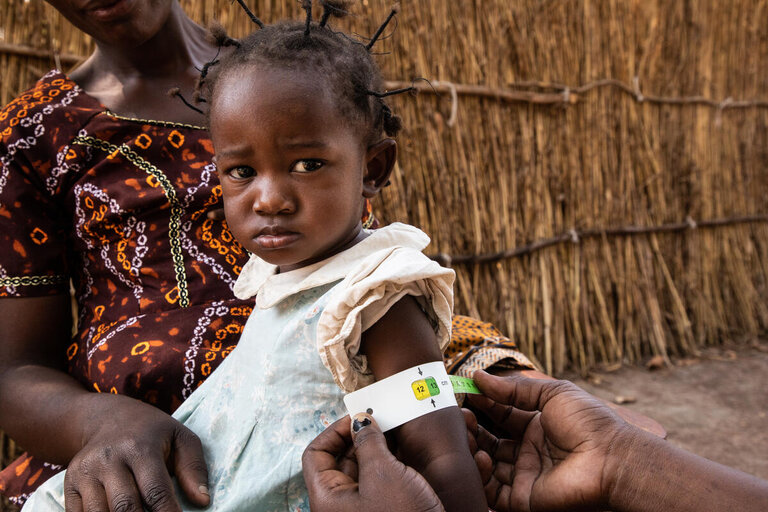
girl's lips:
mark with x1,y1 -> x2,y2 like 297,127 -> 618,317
254,232 -> 301,250
87,0 -> 136,22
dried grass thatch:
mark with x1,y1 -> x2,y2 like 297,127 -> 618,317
2,1 -> 768,508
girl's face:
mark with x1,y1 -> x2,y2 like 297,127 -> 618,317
210,65 -> 395,272
45,0 -> 175,48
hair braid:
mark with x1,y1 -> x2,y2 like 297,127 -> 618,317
188,1 -> 415,141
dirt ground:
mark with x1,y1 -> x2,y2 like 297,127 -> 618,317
567,342 -> 768,481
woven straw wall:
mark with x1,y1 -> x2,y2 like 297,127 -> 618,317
2,1 -> 768,506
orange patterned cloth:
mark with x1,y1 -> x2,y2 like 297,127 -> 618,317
445,315 -> 534,377
0,71 -> 533,505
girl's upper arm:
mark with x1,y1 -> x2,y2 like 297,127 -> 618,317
360,294 -> 442,378
359,294 -> 488,512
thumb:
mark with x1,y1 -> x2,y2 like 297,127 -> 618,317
473,369 -> 563,413
350,413 -> 397,478
171,425 -> 211,507
351,414 -> 446,512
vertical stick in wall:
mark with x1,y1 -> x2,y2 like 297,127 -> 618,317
540,256 -> 553,375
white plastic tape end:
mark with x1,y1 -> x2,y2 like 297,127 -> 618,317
343,361 -> 458,432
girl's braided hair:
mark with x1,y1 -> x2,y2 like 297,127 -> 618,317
177,0 -> 411,144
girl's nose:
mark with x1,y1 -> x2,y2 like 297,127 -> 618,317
252,177 -> 295,215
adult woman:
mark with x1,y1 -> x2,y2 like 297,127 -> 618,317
0,1 -> 531,509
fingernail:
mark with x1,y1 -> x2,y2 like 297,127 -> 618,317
352,413 -> 372,433
199,484 -> 210,496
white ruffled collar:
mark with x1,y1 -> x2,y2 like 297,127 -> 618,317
233,222 -> 431,308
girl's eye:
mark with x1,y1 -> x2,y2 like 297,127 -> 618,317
292,160 -> 324,173
228,166 -> 255,179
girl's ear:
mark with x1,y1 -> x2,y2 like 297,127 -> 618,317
363,139 -> 397,198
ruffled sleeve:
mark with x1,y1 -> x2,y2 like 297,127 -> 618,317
315,246 -> 455,393
0,71 -> 101,297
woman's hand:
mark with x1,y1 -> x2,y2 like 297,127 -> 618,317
0,296 -> 209,512
467,370 -> 768,512
466,370 -> 629,512
63,393 -> 210,512
302,413 -> 444,512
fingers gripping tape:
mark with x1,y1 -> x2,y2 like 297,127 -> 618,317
343,361 -> 479,432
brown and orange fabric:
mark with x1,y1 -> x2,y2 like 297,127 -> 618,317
0,71 -> 533,505
445,315 -> 534,377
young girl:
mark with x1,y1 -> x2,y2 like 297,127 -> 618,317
24,3 -> 487,511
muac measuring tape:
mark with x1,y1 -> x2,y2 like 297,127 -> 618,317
343,361 -> 481,432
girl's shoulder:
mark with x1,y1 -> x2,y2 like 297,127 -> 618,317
315,224 -> 456,392
341,223 -> 451,283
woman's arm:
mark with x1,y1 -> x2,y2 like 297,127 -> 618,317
361,296 -> 487,512
0,295 -> 82,460
607,424 -> 768,512
468,370 -> 768,512
0,295 -> 210,511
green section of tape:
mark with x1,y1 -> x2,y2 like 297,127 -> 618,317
425,377 -> 440,397
449,375 -> 481,394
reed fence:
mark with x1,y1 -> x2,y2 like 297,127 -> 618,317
2,1 -> 768,508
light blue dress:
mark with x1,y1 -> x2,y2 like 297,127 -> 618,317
24,223 -> 455,511
173,280 -> 346,511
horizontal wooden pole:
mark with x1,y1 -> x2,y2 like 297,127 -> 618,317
0,42 -> 83,65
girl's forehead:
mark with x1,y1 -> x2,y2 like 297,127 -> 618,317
212,65 -> 361,129
209,66 -> 367,151
217,67 -> 334,114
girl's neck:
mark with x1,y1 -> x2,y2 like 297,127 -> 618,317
277,227 -> 370,274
